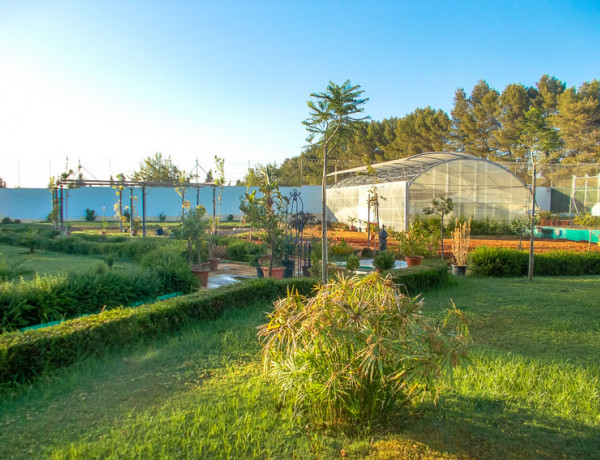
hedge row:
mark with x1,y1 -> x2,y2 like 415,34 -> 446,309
0,261 -> 197,332
388,259 -> 449,294
0,277 -> 318,387
469,246 -> 600,277
0,229 -> 184,261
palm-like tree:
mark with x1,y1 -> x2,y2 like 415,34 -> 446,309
304,80 -> 369,281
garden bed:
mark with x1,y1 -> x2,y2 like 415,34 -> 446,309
303,227 -> 599,253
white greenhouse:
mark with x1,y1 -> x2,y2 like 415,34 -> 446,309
327,152 -> 531,231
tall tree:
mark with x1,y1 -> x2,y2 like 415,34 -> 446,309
494,83 -> 531,161
304,80 -> 369,282
130,153 -> 188,183
553,81 -> 600,163
391,107 -> 450,155
469,80 -> 500,159
450,88 -> 477,152
520,107 -> 561,281
536,74 -> 566,114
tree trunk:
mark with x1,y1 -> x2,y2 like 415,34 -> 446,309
321,145 -> 328,282
528,162 -> 536,281
440,212 -> 444,259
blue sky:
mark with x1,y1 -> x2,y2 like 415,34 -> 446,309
1,0 -> 599,187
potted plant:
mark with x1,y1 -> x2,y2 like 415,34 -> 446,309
451,218 -> 471,276
247,243 -> 267,278
347,216 -> 358,231
239,166 -> 288,278
372,250 -> 395,272
178,205 -> 210,286
395,221 -> 429,266
207,235 -> 221,271
278,238 -> 296,278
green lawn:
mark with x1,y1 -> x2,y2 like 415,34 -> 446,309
0,244 -> 136,279
1,276 -> 599,458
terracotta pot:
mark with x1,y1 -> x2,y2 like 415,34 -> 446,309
261,266 -> 285,279
209,257 -> 220,271
191,265 -> 210,287
404,256 -> 424,267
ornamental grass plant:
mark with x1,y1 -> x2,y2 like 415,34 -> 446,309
258,272 -> 470,426
451,219 -> 471,266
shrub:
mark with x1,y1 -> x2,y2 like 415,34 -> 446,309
1,217 -> 12,224
158,212 -> 167,222
468,246 -> 527,276
469,246 -> 600,277
0,258 -> 199,332
360,247 -> 374,258
139,248 -> 197,293
84,208 -> 97,222
373,250 -> 396,271
0,277 -> 317,386
345,254 -> 360,272
258,273 -> 470,425
330,239 -> 354,261
389,259 -> 449,295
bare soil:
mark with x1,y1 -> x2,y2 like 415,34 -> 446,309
302,226 -> 599,254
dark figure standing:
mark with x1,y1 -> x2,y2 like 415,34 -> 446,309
379,225 -> 388,251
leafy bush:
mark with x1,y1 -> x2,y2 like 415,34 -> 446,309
468,246 -> 528,276
389,259 -> 449,295
1,217 -> 12,224
345,254 -> 360,272
0,277 -> 317,386
373,250 -> 396,271
139,247 -> 197,293
330,239 -> 354,261
84,208 -> 97,222
258,273 -> 470,425
0,259 -> 198,332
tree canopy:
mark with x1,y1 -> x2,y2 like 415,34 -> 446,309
130,153 -> 189,183
242,75 -> 600,187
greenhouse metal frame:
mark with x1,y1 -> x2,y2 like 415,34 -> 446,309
327,152 -> 531,231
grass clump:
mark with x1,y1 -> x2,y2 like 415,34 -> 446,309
258,272 -> 470,426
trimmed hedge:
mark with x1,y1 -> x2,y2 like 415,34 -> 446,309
0,229 -> 184,261
0,264 -> 449,387
388,259 -> 449,295
0,278 -> 317,386
469,246 -> 600,277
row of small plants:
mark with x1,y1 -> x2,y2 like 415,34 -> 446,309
0,248 -> 199,332
0,227 -> 184,261
469,246 -> 600,276
331,214 -> 529,237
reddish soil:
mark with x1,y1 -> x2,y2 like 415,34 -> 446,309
303,226 -> 599,254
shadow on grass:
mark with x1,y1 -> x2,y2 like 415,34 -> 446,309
378,394 -> 600,459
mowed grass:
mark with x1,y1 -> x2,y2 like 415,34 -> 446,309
0,244 -> 136,279
1,276 -> 599,459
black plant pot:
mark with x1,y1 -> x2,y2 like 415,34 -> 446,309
281,259 -> 295,278
451,264 -> 467,276
255,266 -> 264,278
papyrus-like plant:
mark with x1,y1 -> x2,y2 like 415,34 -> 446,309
451,219 -> 471,266
258,273 -> 470,425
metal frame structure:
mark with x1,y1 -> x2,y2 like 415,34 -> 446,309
54,178 -> 214,237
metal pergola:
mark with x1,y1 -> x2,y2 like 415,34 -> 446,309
53,178 -> 215,237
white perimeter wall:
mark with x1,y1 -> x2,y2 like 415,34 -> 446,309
0,186 -> 322,221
